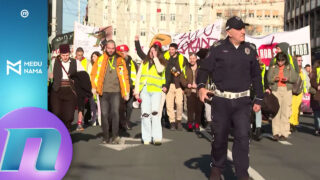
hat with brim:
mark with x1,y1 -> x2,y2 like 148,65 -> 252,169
226,16 -> 249,31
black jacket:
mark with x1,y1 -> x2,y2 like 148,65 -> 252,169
197,37 -> 263,105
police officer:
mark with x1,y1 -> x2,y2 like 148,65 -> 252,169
197,16 -> 263,180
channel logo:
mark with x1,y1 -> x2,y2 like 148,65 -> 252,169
0,107 -> 73,180
6,60 -> 21,75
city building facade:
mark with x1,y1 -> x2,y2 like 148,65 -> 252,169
87,0 -> 214,61
284,0 -> 320,59
212,0 -> 285,37
87,0 -> 285,60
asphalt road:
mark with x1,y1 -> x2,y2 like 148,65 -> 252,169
64,110 -> 320,180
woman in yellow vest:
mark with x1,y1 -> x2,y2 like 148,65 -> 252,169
289,55 -> 310,132
134,45 -> 166,145
310,60 -> 320,136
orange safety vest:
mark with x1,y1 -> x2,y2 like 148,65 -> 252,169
90,52 -> 130,98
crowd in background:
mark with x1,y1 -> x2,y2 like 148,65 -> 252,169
48,35 -> 320,146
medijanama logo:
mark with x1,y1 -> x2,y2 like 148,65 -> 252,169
6,60 -> 21,75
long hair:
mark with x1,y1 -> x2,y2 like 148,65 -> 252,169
143,44 -> 166,66
90,51 -> 101,65
275,52 -> 289,66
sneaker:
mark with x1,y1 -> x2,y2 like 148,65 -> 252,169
273,135 -> 280,141
290,124 -> 297,132
279,135 -> 287,141
101,139 -> 109,144
187,123 -> 193,132
143,141 -> 151,145
176,121 -> 183,131
111,136 -> 121,144
315,130 -> 320,136
195,123 -> 200,132
170,123 -> 176,131
76,124 -> 84,131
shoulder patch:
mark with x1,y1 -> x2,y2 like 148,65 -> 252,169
249,43 -> 256,50
213,41 -> 221,47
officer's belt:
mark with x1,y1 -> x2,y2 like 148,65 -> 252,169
214,89 -> 250,99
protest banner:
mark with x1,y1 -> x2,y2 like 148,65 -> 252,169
172,20 -> 222,58
73,22 -> 113,59
246,26 -> 311,68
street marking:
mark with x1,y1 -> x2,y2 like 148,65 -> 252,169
100,137 -> 172,151
278,141 -> 293,145
182,113 -> 266,180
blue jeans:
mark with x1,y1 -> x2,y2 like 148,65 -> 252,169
255,110 -> 262,128
314,110 -> 320,131
140,86 -> 162,142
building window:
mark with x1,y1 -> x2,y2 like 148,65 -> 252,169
140,31 -> 146,36
170,13 -> 175,21
264,25 -> 270,33
190,14 -> 192,22
217,12 -> 222,17
273,26 -> 278,32
249,12 -> 254,18
273,15 -> 278,18
256,10 -> 262,18
114,28 -> 116,36
198,15 -> 203,22
160,13 -> 165,21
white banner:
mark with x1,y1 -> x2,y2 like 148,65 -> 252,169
73,22 -> 113,60
246,26 -> 311,68
172,20 -> 223,58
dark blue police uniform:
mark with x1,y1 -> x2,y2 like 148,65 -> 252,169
197,37 -> 263,178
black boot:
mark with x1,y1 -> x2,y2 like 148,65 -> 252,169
290,124 -> 297,132
170,122 -> 176,131
254,127 -> 262,141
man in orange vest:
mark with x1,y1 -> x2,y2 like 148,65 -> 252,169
90,40 -> 130,144
117,44 -> 138,131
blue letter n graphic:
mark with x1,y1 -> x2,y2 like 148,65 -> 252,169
0,128 -> 61,171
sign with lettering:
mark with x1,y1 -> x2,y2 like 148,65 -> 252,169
246,26 -> 311,67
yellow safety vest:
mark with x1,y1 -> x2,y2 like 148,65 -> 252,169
80,58 -> 88,71
300,70 -> 307,94
260,63 -> 266,92
94,56 -> 103,87
272,55 -> 295,71
317,67 -> 320,84
164,51 -> 186,78
130,60 -> 137,86
139,62 -> 166,92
